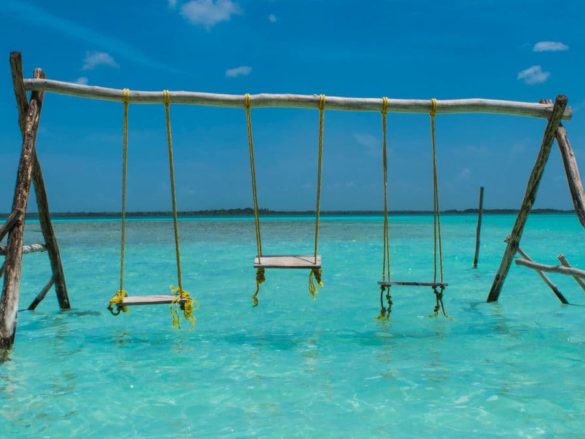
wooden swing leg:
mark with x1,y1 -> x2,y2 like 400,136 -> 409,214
487,96 -> 567,302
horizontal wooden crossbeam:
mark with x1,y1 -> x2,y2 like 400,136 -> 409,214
516,258 -> 585,279
254,255 -> 321,269
22,78 -> 571,119
0,243 -> 46,256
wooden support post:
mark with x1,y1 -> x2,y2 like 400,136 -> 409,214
487,96 -> 568,302
10,52 -> 70,311
515,246 -> 568,304
556,125 -> 585,229
0,89 -> 42,349
27,276 -> 55,311
473,186 -> 484,268
558,255 -> 585,294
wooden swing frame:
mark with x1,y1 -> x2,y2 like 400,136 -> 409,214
1,51 -> 579,350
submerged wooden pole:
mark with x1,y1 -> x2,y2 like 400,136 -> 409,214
515,246 -> 568,304
10,52 -> 70,311
27,276 -> 55,311
487,95 -> 568,302
0,78 -> 43,350
558,255 -> 585,294
473,186 -> 484,268
556,125 -> 585,229
21,78 -> 572,119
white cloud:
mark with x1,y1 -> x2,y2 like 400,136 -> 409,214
517,65 -> 550,85
180,0 -> 240,28
168,0 -> 177,8
533,41 -> 569,52
353,133 -> 378,150
82,51 -> 118,70
75,76 -> 89,85
225,65 -> 252,77
268,13 -> 277,23
458,168 -> 472,180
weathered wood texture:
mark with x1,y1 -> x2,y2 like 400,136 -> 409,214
120,295 -> 189,306
556,125 -> 585,229
473,186 -> 484,269
0,243 -> 46,255
515,258 -> 585,279
378,281 -> 448,287
27,276 -> 55,311
558,255 -> 585,293
0,65 -> 44,349
0,210 -> 21,241
11,52 -> 70,311
22,78 -> 572,119
515,246 -> 568,304
254,255 -> 322,269
487,96 -> 568,303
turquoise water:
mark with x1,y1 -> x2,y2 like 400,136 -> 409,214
2,214 -> 585,438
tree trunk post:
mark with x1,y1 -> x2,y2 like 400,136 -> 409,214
556,125 -> 585,229
487,95 -> 568,302
473,186 -> 484,268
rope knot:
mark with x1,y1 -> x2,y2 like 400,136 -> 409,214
382,96 -> 389,115
252,267 -> 265,307
163,89 -> 171,106
170,286 -> 197,329
319,94 -> 326,111
308,267 -> 323,298
244,93 -> 251,109
108,289 -> 128,316
122,88 -> 130,104
430,98 -> 438,117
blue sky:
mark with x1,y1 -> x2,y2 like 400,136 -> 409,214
0,0 -> 584,212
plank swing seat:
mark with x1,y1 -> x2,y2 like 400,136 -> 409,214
254,255 -> 322,269
376,97 -> 448,320
107,90 -> 196,328
245,94 -> 326,306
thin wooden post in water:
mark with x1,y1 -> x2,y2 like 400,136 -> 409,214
473,186 -> 484,268
9,52 -> 69,311
487,95 -> 568,302
515,246 -> 568,304
558,255 -> 585,294
556,125 -> 585,229
28,276 -> 55,311
0,77 -> 43,350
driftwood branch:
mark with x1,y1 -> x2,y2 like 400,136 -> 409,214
487,96 -> 568,302
556,125 -> 585,229
27,275 -> 55,311
21,78 -> 571,119
558,255 -> 585,294
514,246 -> 568,304
515,258 -> 585,279
0,210 -> 21,242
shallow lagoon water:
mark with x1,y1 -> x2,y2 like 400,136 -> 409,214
2,214 -> 585,438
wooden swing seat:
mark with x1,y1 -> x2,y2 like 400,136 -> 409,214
118,295 -> 189,307
254,255 -> 322,269
378,281 -> 448,288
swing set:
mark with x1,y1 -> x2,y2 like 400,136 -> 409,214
1,52 -> 581,351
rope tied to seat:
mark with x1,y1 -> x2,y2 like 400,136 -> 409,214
308,94 -> 326,297
244,94 -> 267,306
430,98 -> 447,318
108,88 -> 131,317
163,89 -> 197,327
377,96 -> 393,319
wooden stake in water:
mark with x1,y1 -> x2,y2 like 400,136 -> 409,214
473,186 -> 484,269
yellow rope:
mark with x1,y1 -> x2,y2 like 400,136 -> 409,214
308,95 -> 326,297
163,90 -> 196,326
430,98 -> 447,317
108,88 -> 130,316
377,97 -> 392,320
244,94 -> 266,306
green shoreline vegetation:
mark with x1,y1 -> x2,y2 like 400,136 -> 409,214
0,208 -> 576,219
